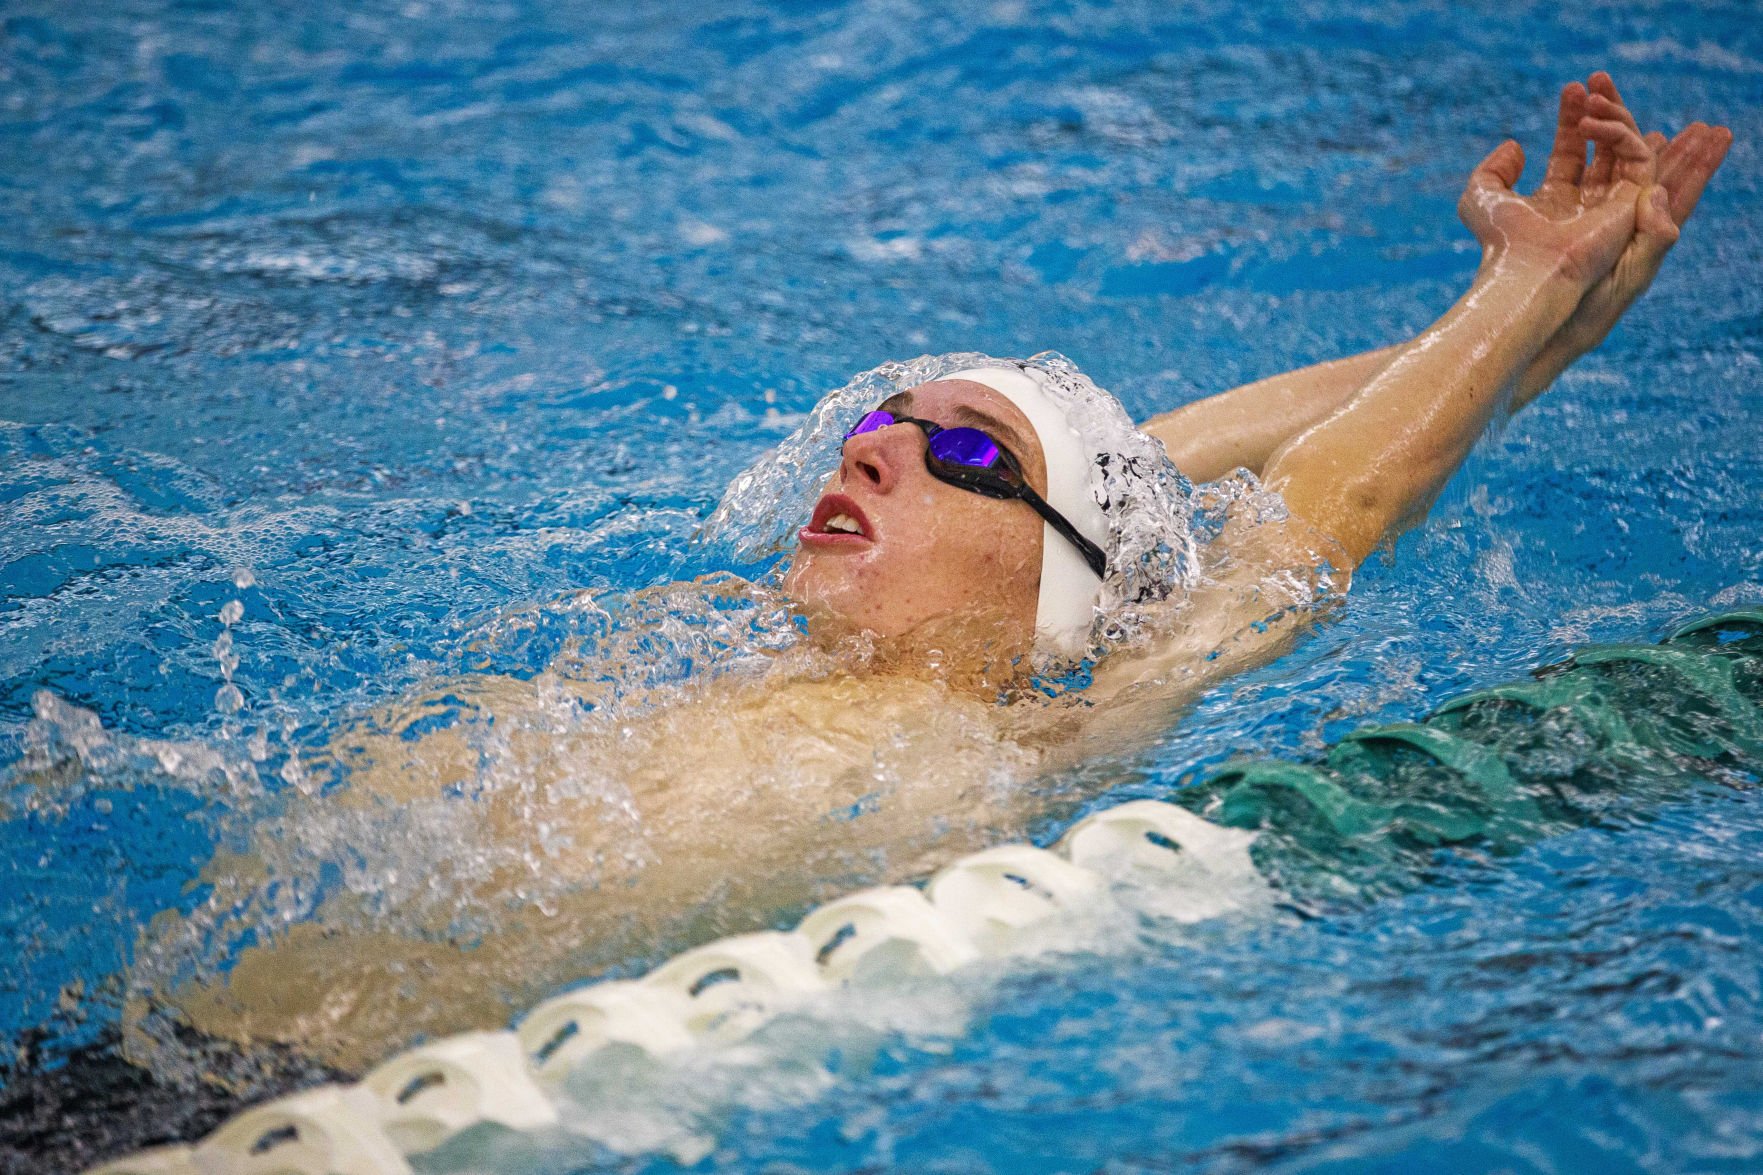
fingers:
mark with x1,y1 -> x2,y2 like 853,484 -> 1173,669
1587,70 -> 1624,109
1583,73 -> 1618,196
1584,93 -> 1656,185
1580,111 -> 1652,197
1585,90 -> 1644,142
1570,182 -> 1644,284
1586,186 -> 1676,329
1584,122 -> 1615,198
1542,81 -> 1589,189
1581,71 -> 1662,195
1459,139 -> 1523,234
1579,114 -> 1652,162
1657,124 -> 1700,186
1586,71 -> 1643,150
1657,122 -> 1734,226
1614,185 -> 1680,308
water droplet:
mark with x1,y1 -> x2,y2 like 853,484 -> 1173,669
279,757 -> 313,795
231,568 -> 256,590
215,683 -> 244,714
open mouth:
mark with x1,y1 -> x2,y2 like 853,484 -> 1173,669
801,493 -> 873,545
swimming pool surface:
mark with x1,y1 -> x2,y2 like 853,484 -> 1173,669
2,0 -> 1761,1170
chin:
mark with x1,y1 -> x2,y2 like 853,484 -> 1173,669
784,553 -> 1035,657
781,554 -> 829,612
783,558 -> 869,636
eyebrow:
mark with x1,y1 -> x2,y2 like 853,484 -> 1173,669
947,404 -> 1031,460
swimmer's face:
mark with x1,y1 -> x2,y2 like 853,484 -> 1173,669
784,379 -> 1046,659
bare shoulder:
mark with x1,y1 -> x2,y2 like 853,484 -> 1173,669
1067,507 -> 1348,758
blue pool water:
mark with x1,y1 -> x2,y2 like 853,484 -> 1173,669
2,0 -> 1762,1169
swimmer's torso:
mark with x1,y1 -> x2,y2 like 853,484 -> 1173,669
138,664 -> 1055,1072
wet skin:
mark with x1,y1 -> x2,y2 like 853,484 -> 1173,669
783,379 -> 1050,661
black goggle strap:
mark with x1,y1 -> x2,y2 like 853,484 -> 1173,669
927,453 -> 1105,577
1015,482 -> 1109,580
958,445 -> 1107,580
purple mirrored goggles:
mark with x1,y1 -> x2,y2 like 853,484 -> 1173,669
844,408 -> 1107,579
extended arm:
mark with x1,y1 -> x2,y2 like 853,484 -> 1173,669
1091,253 -> 1604,723
1093,76 -> 1696,717
1141,74 -> 1730,485
1268,256 -> 1594,564
1267,111 -> 1654,566
1142,346 -> 1400,485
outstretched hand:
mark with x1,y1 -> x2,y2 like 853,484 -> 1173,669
1457,75 -> 1654,289
1551,73 -> 1732,364
1460,72 -> 1732,401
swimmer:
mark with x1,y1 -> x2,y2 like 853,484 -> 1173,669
131,74 -> 1732,1073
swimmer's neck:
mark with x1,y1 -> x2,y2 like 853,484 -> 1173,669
793,611 -> 1047,702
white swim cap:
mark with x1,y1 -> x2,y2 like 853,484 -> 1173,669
945,365 -> 1108,658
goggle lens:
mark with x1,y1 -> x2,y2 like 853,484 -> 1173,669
846,410 -> 896,438
844,411 -> 1003,472
926,427 -> 1000,469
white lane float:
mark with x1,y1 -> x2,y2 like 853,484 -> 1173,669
797,884 -> 979,981
360,1030 -> 557,1155
1059,798 -> 1264,923
517,979 -> 698,1083
196,1085 -> 407,1175
642,929 -> 827,1042
927,843 -> 1103,952
87,799 -> 1256,1174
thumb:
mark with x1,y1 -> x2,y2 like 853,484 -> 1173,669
1635,183 -> 1680,252
1569,182 -> 1642,282
1468,139 -> 1526,195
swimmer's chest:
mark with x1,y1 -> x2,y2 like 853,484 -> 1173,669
611,673 -> 1035,820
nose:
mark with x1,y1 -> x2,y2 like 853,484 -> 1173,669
839,420 -> 920,494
